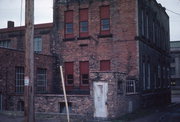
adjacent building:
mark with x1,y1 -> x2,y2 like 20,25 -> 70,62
0,0 -> 171,120
170,41 -> 180,87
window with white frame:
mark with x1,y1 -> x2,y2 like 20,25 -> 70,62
126,80 -> 136,94
34,37 -> 42,52
36,68 -> 47,93
15,67 -> 24,94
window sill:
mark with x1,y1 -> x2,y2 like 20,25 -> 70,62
98,34 -> 113,38
77,36 -> 90,40
63,38 -> 75,41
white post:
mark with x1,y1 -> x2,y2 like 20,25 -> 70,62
60,66 -> 70,122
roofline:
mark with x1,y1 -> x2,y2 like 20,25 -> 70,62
153,0 -> 169,18
170,41 -> 180,43
0,23 -> 53,33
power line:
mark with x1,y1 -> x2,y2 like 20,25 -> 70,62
166,9 -> 180,16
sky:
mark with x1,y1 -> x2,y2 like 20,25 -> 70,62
0,0 -> 180,41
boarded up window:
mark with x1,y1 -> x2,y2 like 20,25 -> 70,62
80,61 -> 89,85
65,62 -> 74,86
79,9 -> 88,37
100,60 -> 110,71
100,6 -> 110,35
64,11 -> 74,38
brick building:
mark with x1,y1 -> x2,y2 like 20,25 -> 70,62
0,0 -> 171,120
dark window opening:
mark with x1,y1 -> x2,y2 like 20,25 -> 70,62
81,74 -> 89,84
59,102 -> 72,113
170,67 -> 175,75
171,57 -> 175,63
67,74 -> 73,84
17,101 -> 24,111
117,80 -> 123,94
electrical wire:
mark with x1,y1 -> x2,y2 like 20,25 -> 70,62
166,9 -> 180,16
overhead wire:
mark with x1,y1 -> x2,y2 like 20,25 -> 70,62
166,9 -> 180,16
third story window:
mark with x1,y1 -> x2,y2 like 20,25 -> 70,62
100,6 -> 110,34
80,21 -> 88,32
65,23 -> 73,34
101,19 -> 110,31
64,10 -> 73,38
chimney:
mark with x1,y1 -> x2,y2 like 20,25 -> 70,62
7,21 -> 14,28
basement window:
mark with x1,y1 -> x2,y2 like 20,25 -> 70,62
59,102 -> 72,113
17,101 -> 24,111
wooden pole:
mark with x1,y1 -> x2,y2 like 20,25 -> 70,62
24,0 -> 35,122
60,66 -> 70,122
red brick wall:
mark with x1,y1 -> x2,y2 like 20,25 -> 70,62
55,0 -> 139,88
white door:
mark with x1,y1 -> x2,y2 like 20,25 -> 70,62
94,82 -> 108,118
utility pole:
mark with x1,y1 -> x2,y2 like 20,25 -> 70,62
24,0 -> 35,122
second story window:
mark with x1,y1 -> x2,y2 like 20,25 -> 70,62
100,6 -> 110,35
34,37 -> 42,52
15,66 -> 24,94
80,61 -> 89,86
79,9 -> 88,37
0,40 -> 10,48
65,10 -> 74,39
65,62 -> 74,86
